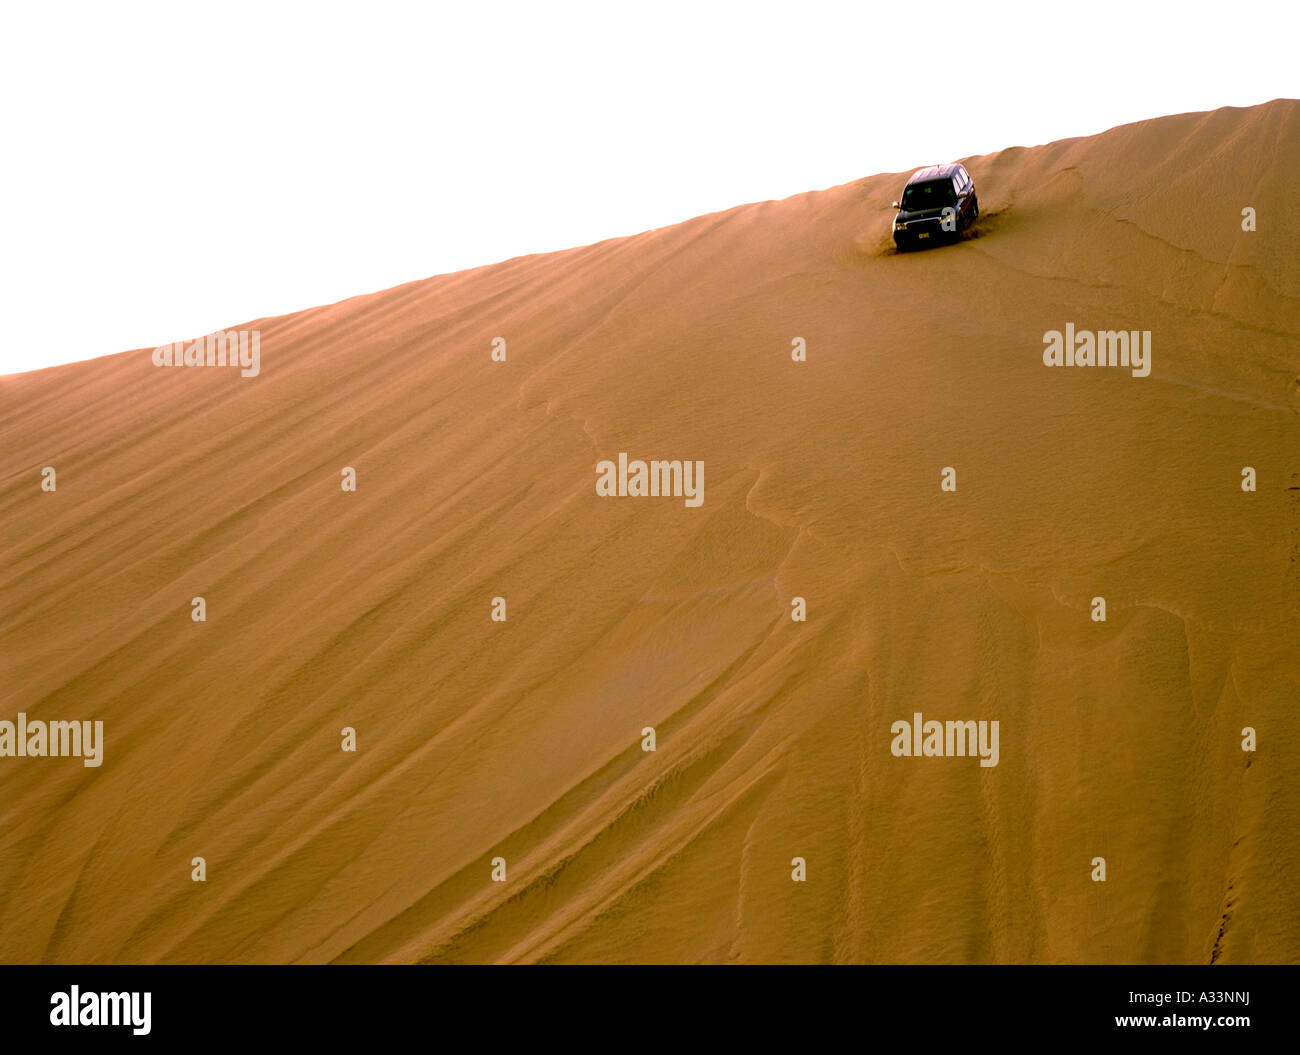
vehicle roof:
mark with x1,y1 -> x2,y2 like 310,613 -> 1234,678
906,164 -> 965,183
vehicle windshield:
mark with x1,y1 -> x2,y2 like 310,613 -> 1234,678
901,180 -> 956,209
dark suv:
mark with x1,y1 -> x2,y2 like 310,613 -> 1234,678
891,164 -> 978,249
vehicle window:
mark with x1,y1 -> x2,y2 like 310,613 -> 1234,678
901,180 -> 957,209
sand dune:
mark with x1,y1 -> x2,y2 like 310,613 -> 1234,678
1,99 -> 1297,964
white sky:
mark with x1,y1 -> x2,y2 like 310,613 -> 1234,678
1,0 -> 1295,376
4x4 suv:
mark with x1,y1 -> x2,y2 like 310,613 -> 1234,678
891,164 -> 978,249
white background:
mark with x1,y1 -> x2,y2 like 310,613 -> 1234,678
1,0 -> 1295,375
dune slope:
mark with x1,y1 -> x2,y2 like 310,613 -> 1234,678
2,99 -> 1298,964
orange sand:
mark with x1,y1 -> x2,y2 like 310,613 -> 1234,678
1,99 -> 1297,963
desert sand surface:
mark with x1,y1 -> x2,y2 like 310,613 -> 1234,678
1,100 -> 1297,964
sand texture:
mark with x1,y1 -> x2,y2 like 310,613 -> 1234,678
1,100 -> 1298,964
